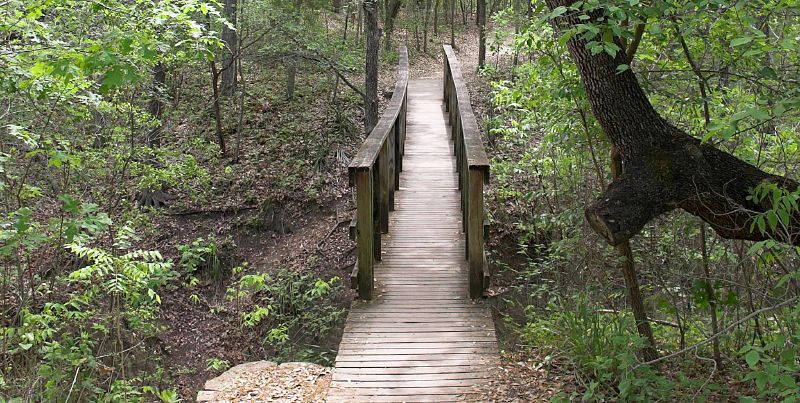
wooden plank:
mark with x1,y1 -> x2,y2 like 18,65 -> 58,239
334,366 -> 489,375
333,372 -> 488,381
334,359 -> 496,368
335,353 -> 492,362
327,393 -> 472,402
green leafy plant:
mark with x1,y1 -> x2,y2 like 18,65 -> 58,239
206,358 -> 231,372
228,270 -> 345,363
2,222 -> 174,401
177,235 -> 234,283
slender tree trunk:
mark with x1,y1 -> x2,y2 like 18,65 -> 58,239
433,0 -> 440,35
449,0 -> 455,46
286,56 -> 296,100
612,147 -> 659,362
363,0 -> 380,134
700,223 -> 723,368
357,6 -> 363,42
477,0 -> 486,67
423,0 -> 432,52
343,7 -> 349,42
220,0 -> 238,97
147,63 -> 166,147
413,2 -> 421,51
209,61 -> 226,155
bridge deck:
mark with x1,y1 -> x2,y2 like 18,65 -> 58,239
328,79 -> 498,402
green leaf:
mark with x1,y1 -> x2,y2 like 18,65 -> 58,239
745,349 -> 760,368
550,6 -> 567,18
767,211 -> 778,231
619,378 -> 632,396
731,36 -> 754,47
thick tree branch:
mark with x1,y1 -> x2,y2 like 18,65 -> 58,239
545,0 -> 800,246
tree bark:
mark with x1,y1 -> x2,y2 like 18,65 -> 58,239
476,0 -> 486,67
433,0 -> 440,35
545,0 -> 800,246
363,0 -> 380,134
384,0 -> 402,51
423,0 -> 431,52
449,0 -> 455,46
612,147 -> 659,362
285,56 -> 296,100
220,0 -> 238,97
147,63 -> 166,147
209,61 -> 226,155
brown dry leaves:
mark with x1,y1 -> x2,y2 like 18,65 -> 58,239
197,361 -> 332,403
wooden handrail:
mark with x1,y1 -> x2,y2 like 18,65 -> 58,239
349,44 -> 409,300
443,45 -> 491,299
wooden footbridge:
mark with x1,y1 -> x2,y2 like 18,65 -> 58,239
328,45 -> 497,402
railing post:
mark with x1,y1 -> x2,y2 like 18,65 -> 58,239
372,166 -> 382,259
389,122 -> 397,209
379,141 -> 390,231
355,169 -> 374,300
468,168 -> 485,299
394,117 -> 402,189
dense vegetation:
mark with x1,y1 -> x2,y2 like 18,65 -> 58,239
486,0 -> 800,400
2,0 -> 800,401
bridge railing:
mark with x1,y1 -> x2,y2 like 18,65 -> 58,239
348,44 -> 409,300
443,45 -> 491,299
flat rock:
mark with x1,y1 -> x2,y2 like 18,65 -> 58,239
197,361 -> 331,402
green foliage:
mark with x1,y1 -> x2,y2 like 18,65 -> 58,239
226,270 -> 345,364
177,235 -> 234,283
516,296 -> 673,401
1,221 -> 174,401
205,357 -> 231,372
738,303 -> 800,401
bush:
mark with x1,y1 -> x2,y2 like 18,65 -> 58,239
517,296 -> 673,401
1,223 -> 177,402
177,235 -> 235,284
227,269 -> 345,364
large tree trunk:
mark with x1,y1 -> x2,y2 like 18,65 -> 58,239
363,0 -> 380,134
220,0 -> 237,97
545,0 -> 800,246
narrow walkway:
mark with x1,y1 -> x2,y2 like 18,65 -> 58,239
327,79 -> 498,402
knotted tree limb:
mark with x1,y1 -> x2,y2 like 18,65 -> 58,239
545,0 -> 800,246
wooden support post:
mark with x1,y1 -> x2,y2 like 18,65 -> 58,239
468,168 -> 485,299
355,170 -> 374,300
379,142 -> 390,231
389,123 -> 396,209
372,166 -> 382,259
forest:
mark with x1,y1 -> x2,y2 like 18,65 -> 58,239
2,0 -> 800,401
